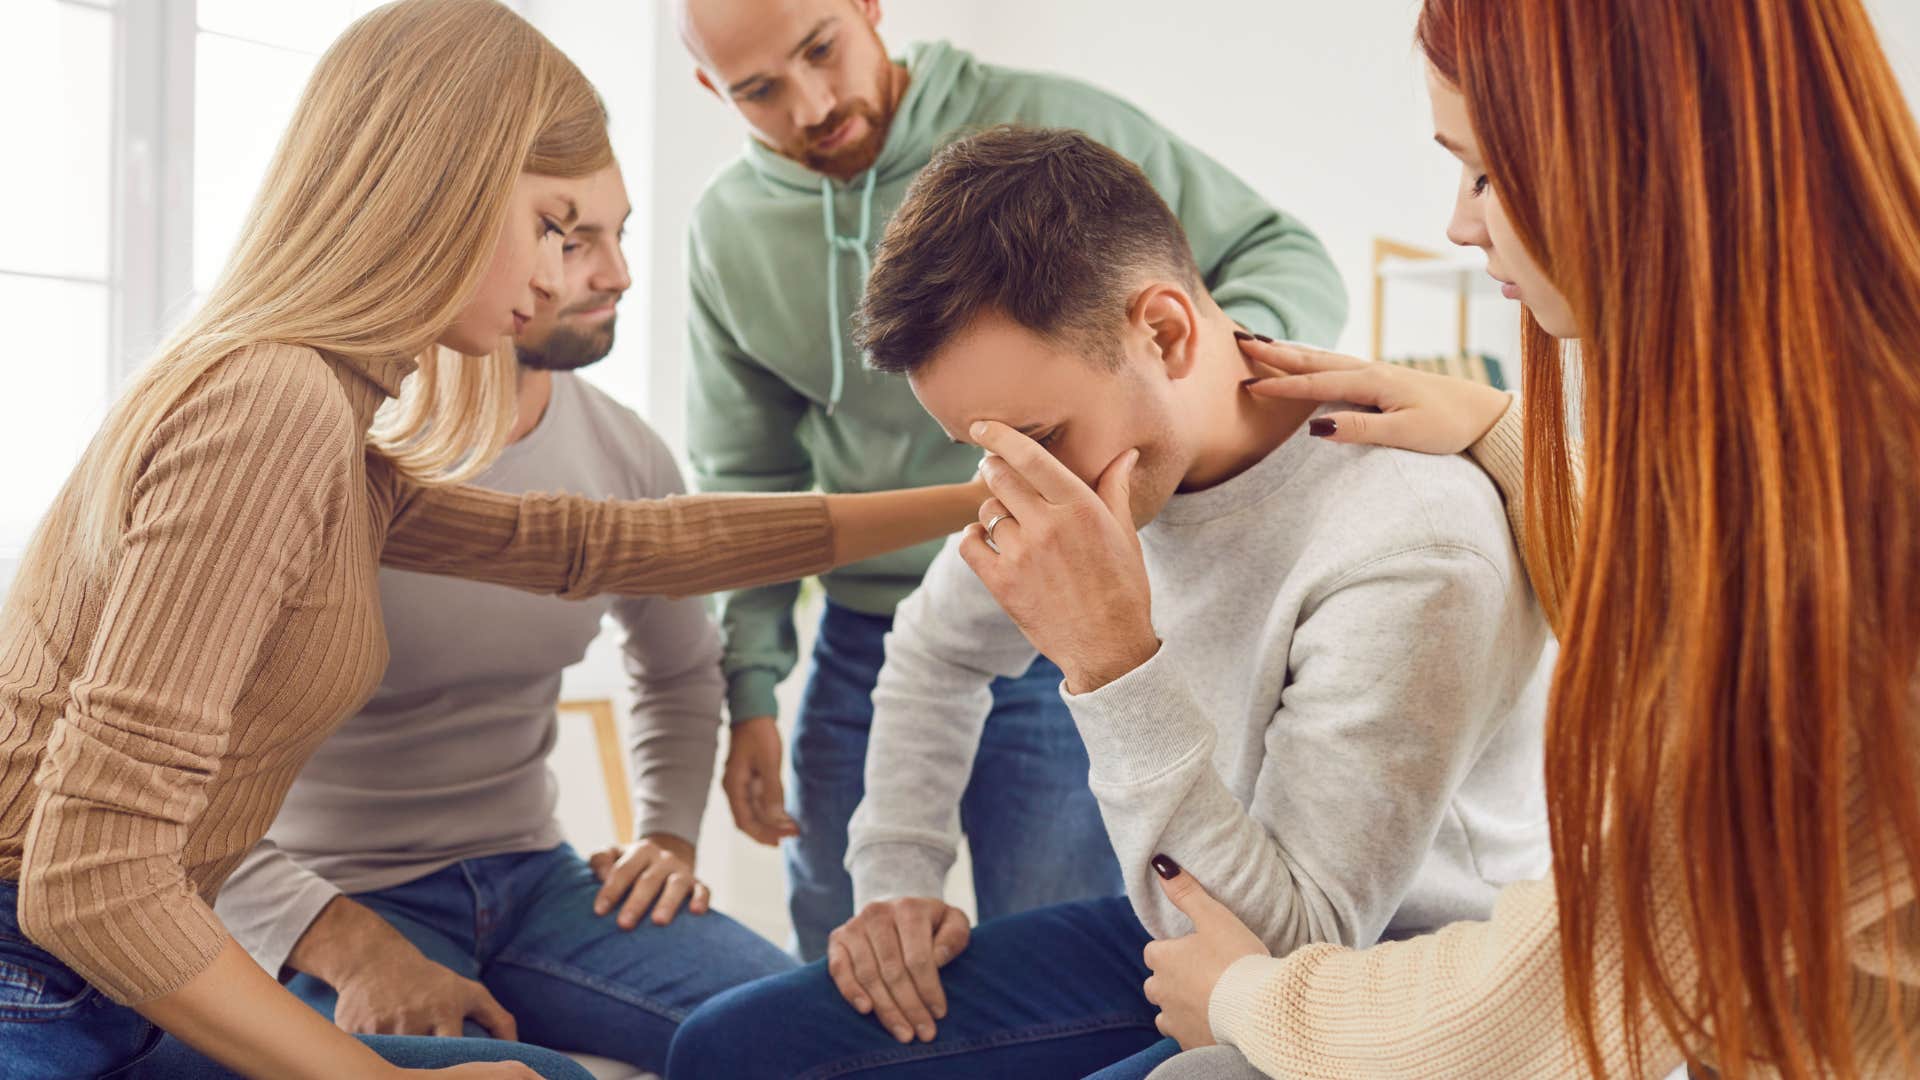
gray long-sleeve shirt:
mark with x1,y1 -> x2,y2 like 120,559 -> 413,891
847,423 -> 1556,954
216,373 -> 726,978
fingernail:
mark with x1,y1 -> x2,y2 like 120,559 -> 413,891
893,1027 -> 913,1043
594,903 -> 607,915
1254,334 -> 1275,344
1125,448 -> 1141,468
970,421 -> 988,438
1233,330 -> 1253,341
917,1024 -> 936,1041
1309,418 -> 1337,438
934,947 -> 952,965
1239,377 -> 1265,391
1152,853 -> 1182,879
854,998 -> 871,1013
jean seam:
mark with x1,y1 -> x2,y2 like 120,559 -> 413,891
0,990 -> 104,1022
0,960 -> 99,1020
794,1011 -> 1159,1080
488,948 -> 689,1023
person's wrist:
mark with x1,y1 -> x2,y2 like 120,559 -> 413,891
643,831 -> 696,865
291,898 -> 414,988
1062,629 -> 1161,694
1468,386 -> 1514,443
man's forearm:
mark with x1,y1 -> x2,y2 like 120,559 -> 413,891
284,895 -> 419,988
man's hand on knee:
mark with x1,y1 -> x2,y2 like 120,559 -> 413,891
333,948 -> 518,1041
288,896 -> 519,1040
825,897 -> 971,1044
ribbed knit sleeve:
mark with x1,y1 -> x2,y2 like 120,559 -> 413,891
376,475 -> 837,601
1466,394 -> 1526,552
15,355 -> 356,1004
1206,768 -> 1918,1077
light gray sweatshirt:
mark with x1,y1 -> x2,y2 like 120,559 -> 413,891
215,373 -> 727,978
846,424 -> 1554,952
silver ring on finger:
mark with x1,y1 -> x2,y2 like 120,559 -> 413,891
984,513 -> 1011,554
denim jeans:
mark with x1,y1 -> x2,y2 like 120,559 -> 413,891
0,880 -> 593,1080
786,601 -> 1124,961
668,896 -> 1181,1079
284,843 -> 797,1074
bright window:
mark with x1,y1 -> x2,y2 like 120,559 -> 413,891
0,0 -> 114,555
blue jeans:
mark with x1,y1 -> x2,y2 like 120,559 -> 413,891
786,601 -> 1124,960
0,880 -> 591,1080
668,896 -> 1181,1078
285,843 -> 796,1073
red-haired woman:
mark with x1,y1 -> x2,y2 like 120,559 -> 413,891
1144,0 -> 1920,1077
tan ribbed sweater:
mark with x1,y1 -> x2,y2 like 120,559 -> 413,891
1207,402 -> 1920,1077
0,344 -> 834,1005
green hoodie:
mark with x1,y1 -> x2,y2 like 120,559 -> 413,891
687,40 -> 1349,723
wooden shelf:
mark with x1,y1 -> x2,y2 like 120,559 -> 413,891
1370,237 -> 1506,362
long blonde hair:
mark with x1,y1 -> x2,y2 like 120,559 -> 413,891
60,0 -> 610,571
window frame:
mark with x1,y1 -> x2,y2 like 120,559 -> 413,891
1,0 -> 538,579
0,0 -> 190,573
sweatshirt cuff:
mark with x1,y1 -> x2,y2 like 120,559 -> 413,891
726,669 -> 783,725
1209,952 -> 1283,1051
847,841 -> 953,910
634,805 -> 705,852
1061,645 -> 1214,787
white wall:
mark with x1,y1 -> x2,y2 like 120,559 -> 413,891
1872,0 -> 1920,103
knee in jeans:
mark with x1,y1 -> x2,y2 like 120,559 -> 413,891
665,983 -> 762,1076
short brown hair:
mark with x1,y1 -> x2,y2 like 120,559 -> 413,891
855,125 -> 1202,374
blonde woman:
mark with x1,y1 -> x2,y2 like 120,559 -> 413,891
0,2 -> 981,1078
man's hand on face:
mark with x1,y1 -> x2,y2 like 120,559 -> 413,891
589,833 -> 711,929
826,897 -> 972,1044
958,421 -> 1162,695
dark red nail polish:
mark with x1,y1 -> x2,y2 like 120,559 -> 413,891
1254,334 -> 1275,344
1152,853 -> 1182,879
1309,418 -> 1337,438
1239,377 -> 1264,390
1233,330 -> 1253,341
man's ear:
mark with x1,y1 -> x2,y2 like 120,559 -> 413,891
1131,283 -> 1201,381
695,67 -> 722,101
855,0 -> 885,31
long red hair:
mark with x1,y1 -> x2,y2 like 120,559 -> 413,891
1419,0 -> 1920,1076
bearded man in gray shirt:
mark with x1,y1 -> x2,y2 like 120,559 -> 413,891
215,161 -> 792,1076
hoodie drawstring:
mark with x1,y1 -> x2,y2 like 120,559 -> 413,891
820,169 -> 878,415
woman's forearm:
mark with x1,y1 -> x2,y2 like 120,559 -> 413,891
135,938 -> 402,1080
821,477 -> 988,566
381,471 -> 987,601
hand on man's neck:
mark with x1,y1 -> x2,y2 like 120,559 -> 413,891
507,366 -> 553,445
1179,317 -> 1323,492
